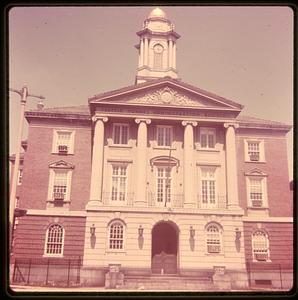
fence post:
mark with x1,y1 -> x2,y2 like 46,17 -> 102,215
279,263 -> 283,289
27,259 -> 31,285
45,259 -> 50,285
76,256 -> 81,284
67,259 -> 71,287
13,260 -> 17,283
246,259 -> 251,288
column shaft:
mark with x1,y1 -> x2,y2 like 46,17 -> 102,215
135,119 -> 150,206
173,42 -> 176,69
140,39 -> 144,67
168,40 -> 173,68
144,38 -> 148,66
225,124 -> 240,209
88,117 -> 107,208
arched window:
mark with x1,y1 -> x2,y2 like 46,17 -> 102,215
206,223 -> 222,254
108,221 -> 125,250
153,44 -> 164,69
252,230 -> 270,261
45,224 -> 64,256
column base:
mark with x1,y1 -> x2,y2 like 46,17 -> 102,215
86,200 -> 102,210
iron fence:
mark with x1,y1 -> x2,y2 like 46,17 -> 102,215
12,257 -> 82,287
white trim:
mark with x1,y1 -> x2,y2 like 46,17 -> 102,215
243,216 -> 293,222
205,222 -> 223,255
244,139 -> 265,162
156,125 -> 173,147
245,176 -> 268,209
26,210 -> 87,217
107,219 -> 126,252
251,230 -> 270,262
52,129 -> 75,155
17,169 -> 23,185
109,164 -> 128,205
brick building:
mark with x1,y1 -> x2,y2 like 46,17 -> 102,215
10,8 -> 293,290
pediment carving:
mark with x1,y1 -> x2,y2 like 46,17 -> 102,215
244,168 -> 267,177
49,160 -> 75,169
127,87 -> 205,107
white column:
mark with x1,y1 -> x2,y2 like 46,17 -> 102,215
140,38 -> 144,67
173,42 -> 176,69
87,116 -> 108,209
135,118 -> 151,206
144,37 -> 149,66
224,123 -> 240,209
182,121 -> 198,208
168,40 -> 173,68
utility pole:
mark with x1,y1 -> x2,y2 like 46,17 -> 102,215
9,85 -> 45,252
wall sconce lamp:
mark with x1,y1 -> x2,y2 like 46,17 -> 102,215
138,225 -> 144,238
190,226 -> 195,238
235,228 -> 241,240
90,224 -> 96,237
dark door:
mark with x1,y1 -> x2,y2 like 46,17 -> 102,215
151,222 -> 178,274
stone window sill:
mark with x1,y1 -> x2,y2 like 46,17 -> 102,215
109,144 -> 133,149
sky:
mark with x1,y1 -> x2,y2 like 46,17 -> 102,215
8,6 -> 293,179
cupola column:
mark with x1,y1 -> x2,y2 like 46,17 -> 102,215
135,118 -> 151,206
182,120 -> 198,208
168,40 -> 173,68
140,38 -> 144,67
173,42 -> 176,69
144,37 -> 149,66
224,123 -> 240,209
87,116 -> 108,209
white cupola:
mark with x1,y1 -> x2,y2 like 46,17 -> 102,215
135,7 -> 180,84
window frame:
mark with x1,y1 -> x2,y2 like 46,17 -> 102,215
107,220 -> 126,252
17,169 -> 23,185
110,164 -> 128,204
155,165 -> 172,206
199,167 -> 218,208
47,169 -> 73,203
52,129 -> 75,155
43,224 -> 65,257
205,223 -> 223,255
112,123 -> 129,146
246,176 -> 268,209
244,139 -> 265,162
252,230 -> 270,262
199,127 -> 216,150
156,125 -> 173,148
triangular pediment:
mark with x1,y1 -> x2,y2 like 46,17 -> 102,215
244,168 -> 268,177
89,78 -> 243,111
49,160 -> 75,169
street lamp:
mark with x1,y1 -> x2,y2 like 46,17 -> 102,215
9,85 -> 45,252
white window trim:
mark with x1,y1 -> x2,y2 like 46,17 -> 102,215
106,220 -> 126,252
251,230 -> 271,262
43,224 -> 65,257
155,165 -> 172,207
109,164 -> 128,205
205,223 -> 223,255
246,176 -> 268,209
156,125 -> 173,148
52,129 -> 75,155
47,169 -> 73,202
199,167 -> 218,209
244,139 -> 265,162
199,127 -> 216,150
112,123 -> 130,146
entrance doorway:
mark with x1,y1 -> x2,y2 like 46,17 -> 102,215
151,221 -> 178,274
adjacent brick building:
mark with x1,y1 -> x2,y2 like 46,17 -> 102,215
10,8 -> 293,290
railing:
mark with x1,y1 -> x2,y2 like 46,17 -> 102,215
147,193 -> 184,208
102,193 -> 134,206
197,195 -> 227,209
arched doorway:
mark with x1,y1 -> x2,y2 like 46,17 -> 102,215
151,221 -> 178,274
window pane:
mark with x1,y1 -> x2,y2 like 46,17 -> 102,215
208,134 -> 214,148
46,224 -> 64,255
121,126 -> 128,144
157,127 -> 164,146
109,223 -> 124,249
201,134 -> 207,148
114,125 -> 121,144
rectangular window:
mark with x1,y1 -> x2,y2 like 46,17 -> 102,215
17,169 -> 23,185
156,167 -> 171,204
200,128 -> 216,149
200,168 -> 216,207
111,166 -> 127,202
250,178 -> 263,207
113,124 -> 129,145
53,171 -> 68,200
157,126 -> 172,147
248,142 -> 260,161
53,130 -> 75,154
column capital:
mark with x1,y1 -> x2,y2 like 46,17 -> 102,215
135,118 -> 151,125
92,116 -> 108,123
224,122 -> 239,129
182,120 -> 198,127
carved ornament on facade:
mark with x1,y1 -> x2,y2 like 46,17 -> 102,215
223,122 -> 239,129
181,120 -> 198,127
91,116 -> 109,123
129,87 -> 202,107
135,118 -> 151,125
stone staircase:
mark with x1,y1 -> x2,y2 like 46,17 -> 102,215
122,274 -> 215,290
